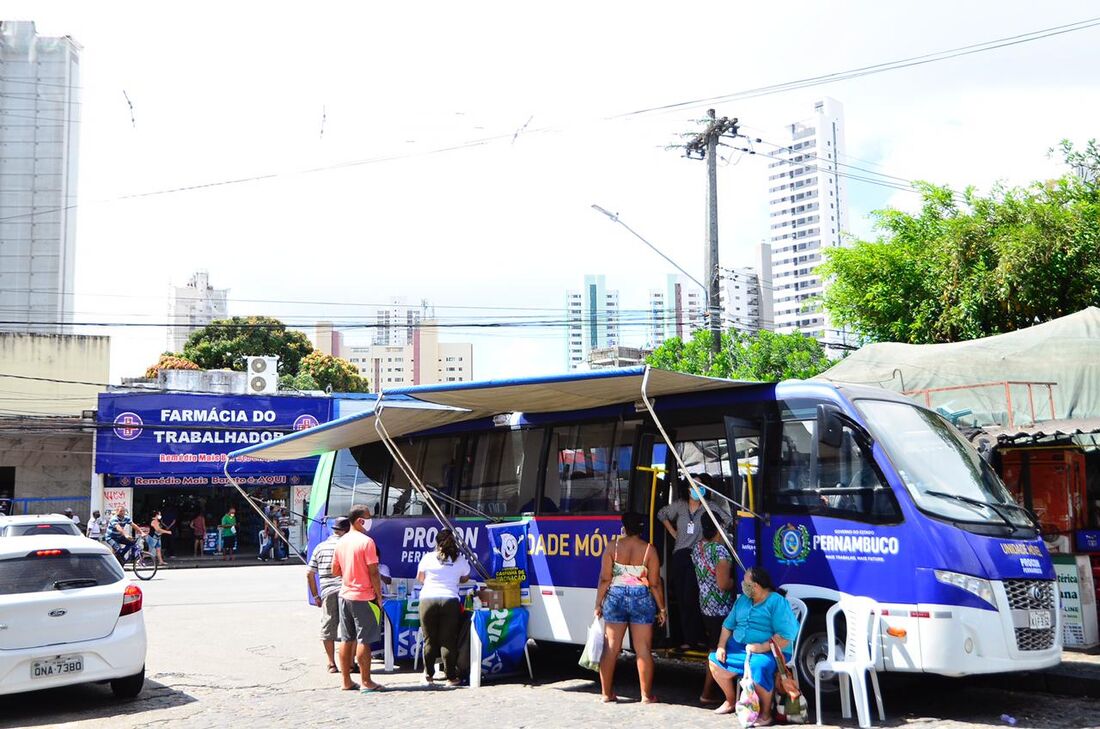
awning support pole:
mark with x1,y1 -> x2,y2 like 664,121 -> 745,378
640,365 -> 748,573
222,458 -> 308,564
373,394 -> 493,582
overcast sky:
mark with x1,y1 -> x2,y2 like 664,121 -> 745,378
7,2 -> 1100,383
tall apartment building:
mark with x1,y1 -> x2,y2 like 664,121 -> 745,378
766,98 -> 849,352
566,275 -> 620,371
0,22 -> 81,334
647,273 -> 706,348
373,298 -> 429,346
722,243 -> 774,334
344,322 -> 473,392
167,271 -> 228,352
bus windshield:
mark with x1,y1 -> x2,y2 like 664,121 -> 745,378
854,399 -> 1035,533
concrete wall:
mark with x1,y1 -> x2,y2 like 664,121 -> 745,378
0,332 -> 109,416
0,432 -> 92,512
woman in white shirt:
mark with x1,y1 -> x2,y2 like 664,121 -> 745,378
416,528 -> 470,686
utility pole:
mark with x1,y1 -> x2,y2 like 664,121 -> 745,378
685,109 -> 738,356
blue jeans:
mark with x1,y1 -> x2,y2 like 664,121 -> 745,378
259,535 -> 274,560
602,585 -> 657,625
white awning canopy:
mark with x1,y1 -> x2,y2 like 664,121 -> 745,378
229,367 -> 754,464
230,399 -> 470,463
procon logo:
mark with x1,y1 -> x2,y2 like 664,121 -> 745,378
113,412 -> 144,441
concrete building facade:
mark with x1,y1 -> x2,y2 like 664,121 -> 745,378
0,332 -> 108,513
345,322 -> 473,392
566,274 -> 620,371
0,21 -> 82,334
167,271 -> 228,352
647,273 -> 706,348
767,97 -> 849,351
722,244 -> 773,334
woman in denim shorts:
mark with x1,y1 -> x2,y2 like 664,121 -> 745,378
594,512 -> 667,704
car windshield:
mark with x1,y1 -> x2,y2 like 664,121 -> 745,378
855,399 -> 1034,532
2,522 -> 82,537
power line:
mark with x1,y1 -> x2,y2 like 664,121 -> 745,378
3,18 -> 1096,225
613,16 -> 1100,119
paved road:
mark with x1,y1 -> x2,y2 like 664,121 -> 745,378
2,565 -> 1098,728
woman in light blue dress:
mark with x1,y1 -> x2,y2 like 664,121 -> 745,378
708,566 -> 799,726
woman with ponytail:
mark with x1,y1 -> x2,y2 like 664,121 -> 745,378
416,528 -> 471,686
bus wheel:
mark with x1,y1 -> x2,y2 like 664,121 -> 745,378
796,614 -> 844,699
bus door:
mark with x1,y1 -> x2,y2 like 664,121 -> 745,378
724,417 -> 764,573
632,431 -> 670,545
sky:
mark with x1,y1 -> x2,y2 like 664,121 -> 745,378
5,1 -> 1100,383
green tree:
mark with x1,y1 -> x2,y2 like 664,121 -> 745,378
281,351 -> 370,393
182,316 -> 314,375
646,329 -> 830,381
819,140 -> 1100,344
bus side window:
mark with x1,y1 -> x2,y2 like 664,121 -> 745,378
774,420 -> 901,522
546,422 -> 634,515
331,445 -> 386,519
459,429 -> 541,516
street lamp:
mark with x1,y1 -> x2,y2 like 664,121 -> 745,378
590,204 -> 711,312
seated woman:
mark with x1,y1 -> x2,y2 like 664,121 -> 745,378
708,566 -> 799,726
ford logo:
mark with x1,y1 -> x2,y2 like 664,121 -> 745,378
48,609 -> 67,618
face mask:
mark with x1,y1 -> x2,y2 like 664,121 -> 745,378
358,518 -> 373,532
742,583 -> 754,598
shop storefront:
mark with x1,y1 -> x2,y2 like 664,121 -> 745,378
94,392 -> 332,557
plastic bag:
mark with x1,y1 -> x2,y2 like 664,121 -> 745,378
736,653 -> 760,726
578,617 -> 605,672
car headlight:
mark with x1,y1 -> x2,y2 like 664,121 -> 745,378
934,570 -> 995,607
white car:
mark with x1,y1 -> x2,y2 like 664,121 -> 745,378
0,514 -> 83,538
0,535 -> 147,698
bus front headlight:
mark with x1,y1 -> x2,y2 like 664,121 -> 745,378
934,570 -> 995,607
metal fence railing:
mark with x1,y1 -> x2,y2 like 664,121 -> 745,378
0,496 -> 92,518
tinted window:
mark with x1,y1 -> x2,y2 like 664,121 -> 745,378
2,522 -> 81,537
459,430 -> 542,516
0,553 -> 124,595
385,436 -> 465,516
546,422 -> 635,515
332,445 -> 387,519
773,419 -> 900,522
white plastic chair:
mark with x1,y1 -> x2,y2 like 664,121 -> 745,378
814,597 -> 885,729
787,595 -> 809,662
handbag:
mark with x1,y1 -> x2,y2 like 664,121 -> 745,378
771,639 -> 808,724
735,652 -> 761,726
578,616 -> 605,672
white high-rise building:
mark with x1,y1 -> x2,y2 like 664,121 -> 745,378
0,22 -> 81,334
565,275 -> 619,371
647,273 -> 706,348
767,97 -> 849,352
373,298 -> 429,346
167,271 -> 228,352
721,243 -> 774,335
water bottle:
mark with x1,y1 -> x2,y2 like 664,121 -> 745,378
396,578 -> 407,601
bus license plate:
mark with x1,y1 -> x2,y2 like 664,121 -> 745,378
1029,611 -> 1052,630
31,655 -> 83,679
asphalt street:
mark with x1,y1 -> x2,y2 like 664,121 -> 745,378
1,564 -> 1098,728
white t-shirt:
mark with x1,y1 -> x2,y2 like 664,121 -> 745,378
417,552 -> 470,601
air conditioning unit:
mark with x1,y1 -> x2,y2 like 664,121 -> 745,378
246,356 -> 279,394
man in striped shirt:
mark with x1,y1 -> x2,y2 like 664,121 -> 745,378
308,517 -> 350,673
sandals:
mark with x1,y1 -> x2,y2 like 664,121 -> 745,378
360,683 -> 386,693
327,665 -> 339,674
600,694 -> 618,703
341,682 -> 360,691
713,701 -> 735,715
699,695 -> 721,706
751,717 -> 774,727
641,695 -> 659,705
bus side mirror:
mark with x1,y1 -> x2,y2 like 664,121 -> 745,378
817,404 -> 845,448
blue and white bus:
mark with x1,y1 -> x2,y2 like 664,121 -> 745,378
228,367 -> 1060,688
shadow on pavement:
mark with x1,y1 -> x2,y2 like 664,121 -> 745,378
0,678 -> 195,728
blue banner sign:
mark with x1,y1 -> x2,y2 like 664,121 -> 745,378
382,598 -> 422,660
473,607 -> 529,677
96,392 -> 331,476
487,520 -> 531,604
105,474 -> 310,488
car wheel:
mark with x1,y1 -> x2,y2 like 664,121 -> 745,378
110,666 -> 145,699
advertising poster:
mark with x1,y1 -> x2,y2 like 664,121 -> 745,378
1053,554 -> 1099,648
487,519 -> 531,605
382,599 -> 422,660
102,486 -> 132,515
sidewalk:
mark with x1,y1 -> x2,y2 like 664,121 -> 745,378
151,554 -> 305,569
980,647 -> 1100,698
